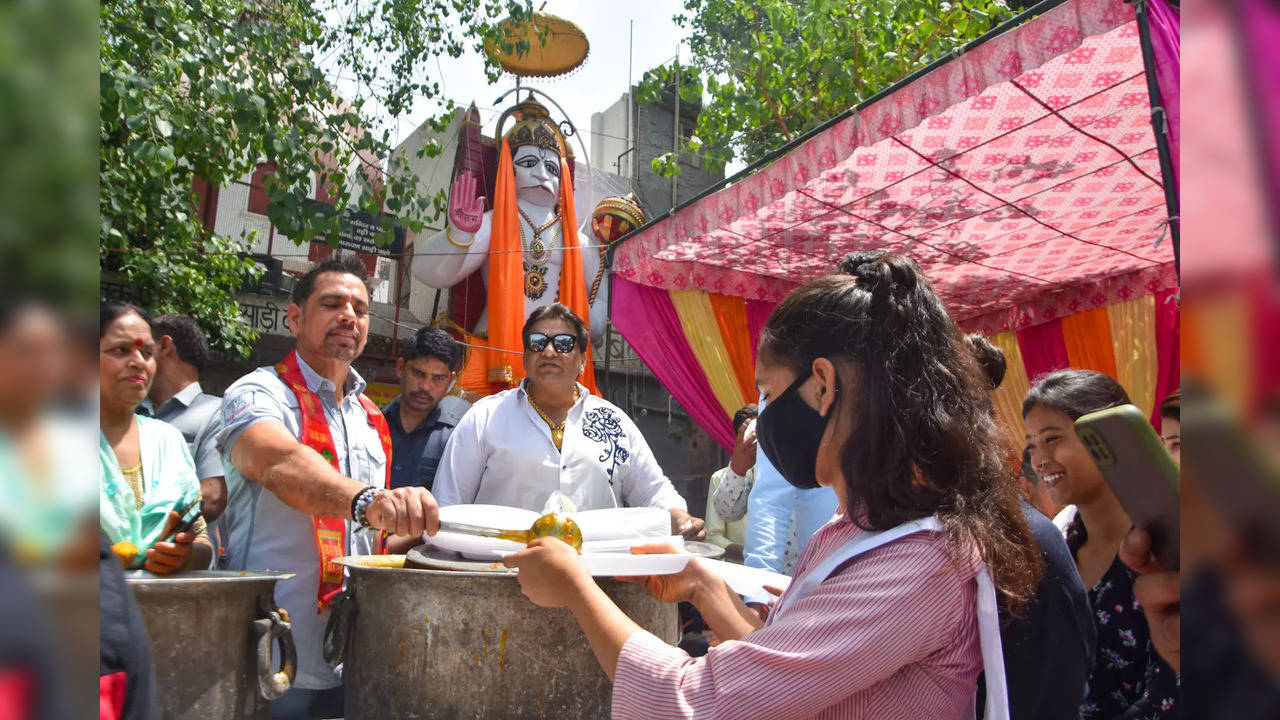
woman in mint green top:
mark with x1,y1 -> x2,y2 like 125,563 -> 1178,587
99,301 -> 211,572
0,302 -> 97,566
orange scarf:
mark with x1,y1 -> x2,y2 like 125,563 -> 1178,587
275,350 -> 392,611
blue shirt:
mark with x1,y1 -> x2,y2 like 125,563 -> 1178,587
383,394 -> 471,491
741,397 -> 839,603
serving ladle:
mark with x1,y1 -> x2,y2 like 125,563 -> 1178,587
437,512 -> 584,551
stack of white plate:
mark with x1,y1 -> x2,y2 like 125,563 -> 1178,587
425,504 -> 691,576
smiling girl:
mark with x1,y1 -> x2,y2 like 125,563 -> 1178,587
1022,369 -> 1178,718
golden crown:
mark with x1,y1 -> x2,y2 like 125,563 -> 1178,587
500,96 -> 573,158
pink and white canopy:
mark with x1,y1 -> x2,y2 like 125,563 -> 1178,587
613,0 -> 1177,335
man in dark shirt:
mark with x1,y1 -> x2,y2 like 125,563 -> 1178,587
383,327 -> 470,491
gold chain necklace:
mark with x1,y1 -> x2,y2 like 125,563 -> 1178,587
527,386 -> 580,451
517,208 -> 561,265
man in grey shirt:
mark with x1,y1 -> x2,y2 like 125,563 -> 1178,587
139,314 -> 226,558
217,254 -> 439,719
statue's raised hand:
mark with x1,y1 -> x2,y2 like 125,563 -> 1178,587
449,171 -> 485,234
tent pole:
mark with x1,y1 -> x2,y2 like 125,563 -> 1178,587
1134,0 -> 1181,280
603,275 -> 614,400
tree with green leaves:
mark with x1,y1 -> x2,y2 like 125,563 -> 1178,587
100,0 -> 530,355
639,0 -> 1017,176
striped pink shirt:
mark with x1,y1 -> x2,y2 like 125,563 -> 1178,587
612,517 -> 982,720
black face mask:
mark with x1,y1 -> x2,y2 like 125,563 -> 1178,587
756,370 -> 828,490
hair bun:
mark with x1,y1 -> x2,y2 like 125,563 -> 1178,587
836,250 -> 891,290
836,250 -> 922,300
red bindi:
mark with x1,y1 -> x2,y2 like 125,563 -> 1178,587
134,338 -> 144,348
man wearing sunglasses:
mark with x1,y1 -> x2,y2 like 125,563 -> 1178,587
433,303 -> 705,539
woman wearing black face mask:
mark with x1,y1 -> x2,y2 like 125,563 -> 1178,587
503,252 -> 1040,719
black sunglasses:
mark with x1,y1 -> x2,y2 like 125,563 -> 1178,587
525,332 -> 578,354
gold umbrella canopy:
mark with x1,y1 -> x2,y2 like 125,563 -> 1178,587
483,12 -> 590,79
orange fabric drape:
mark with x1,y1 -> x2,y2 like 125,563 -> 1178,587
487,138 -> 523,391
557,155 -> 598,395
1061,306 -> 1119,379
708,292 -> 757,403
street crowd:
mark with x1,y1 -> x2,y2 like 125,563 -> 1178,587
88,251 -> 1188,718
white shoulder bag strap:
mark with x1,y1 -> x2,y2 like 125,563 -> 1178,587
766,516 -> 1009,720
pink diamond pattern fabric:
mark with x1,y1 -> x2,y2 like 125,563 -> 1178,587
614,0 -> 1176,335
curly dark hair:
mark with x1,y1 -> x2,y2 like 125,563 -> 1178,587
761,251 -> 1040,610
403,326 -> 463,372
151,314 -> 210,371
965,333 -> 1006,390
292,253 -> 370,307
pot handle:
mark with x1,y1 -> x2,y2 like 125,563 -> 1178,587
253,598 -> 296,701
323,589 -> 355,669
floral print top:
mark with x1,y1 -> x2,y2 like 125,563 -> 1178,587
1067,515 -> 1179,719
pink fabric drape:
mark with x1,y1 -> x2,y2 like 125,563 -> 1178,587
1151,288 -> 1181,429
1017,319 -> 1071,385
1242,0 -> 1280,211
1147,0 -> 1180,191
611,276 -> 735,450
745,300 -> 776,362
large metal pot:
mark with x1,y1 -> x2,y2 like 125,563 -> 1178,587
328,555 -> 679,719
126,570 -> 297,720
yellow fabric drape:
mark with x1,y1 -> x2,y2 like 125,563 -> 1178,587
1107,295 -> 1159,419
707,292 -> 757,404
988,332 -> 1031,450
1062,306 -> 1119,379
487,138 -> 523,390
556,155 -> 598,395
669,289 -> 748,418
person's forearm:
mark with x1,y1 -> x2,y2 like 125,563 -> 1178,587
200,476 -> 227,522
410,228 -> 488,288
690,574 -> 763,642
252,444 -> 365,518
567,581 -> 644,681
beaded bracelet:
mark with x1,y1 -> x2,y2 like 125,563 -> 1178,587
350,487 -> 384,528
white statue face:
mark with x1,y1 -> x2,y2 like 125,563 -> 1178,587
512,145 -> 561,208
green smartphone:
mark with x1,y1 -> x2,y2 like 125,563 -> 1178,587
1075,404 -> 1180,570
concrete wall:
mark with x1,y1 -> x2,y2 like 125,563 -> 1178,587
590,94 -> 633,177
631,90 -> 724,218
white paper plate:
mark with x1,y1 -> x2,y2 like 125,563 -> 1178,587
699,558 -> 793,597
427,505 -> 540,559
498,550 -> 691,577
439,504 -> 540,527
573,507 -> 672,542
427,504 -> 674,560
581,536 -> 684,554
